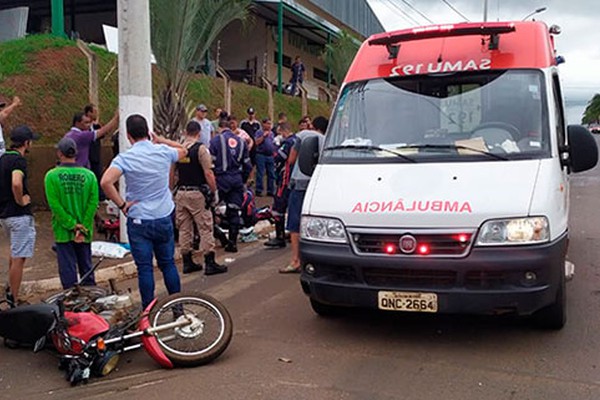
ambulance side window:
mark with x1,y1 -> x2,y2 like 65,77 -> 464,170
552,75 -> 566,148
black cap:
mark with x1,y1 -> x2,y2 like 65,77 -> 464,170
56,137 -> 77,157
10,125 -> 40,144
247,107 -> 255,115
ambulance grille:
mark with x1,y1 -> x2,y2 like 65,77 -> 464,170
350,231 -> 475,257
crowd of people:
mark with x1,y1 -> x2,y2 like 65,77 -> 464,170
0,98 -> 327,309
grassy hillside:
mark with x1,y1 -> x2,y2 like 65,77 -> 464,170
0,35 -> 331,144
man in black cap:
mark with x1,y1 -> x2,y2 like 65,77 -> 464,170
45,138 -> 99,289
0,125 -> 40,306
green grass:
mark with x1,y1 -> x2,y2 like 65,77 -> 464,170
0,35 -> 332,143
0,34 -> 73,84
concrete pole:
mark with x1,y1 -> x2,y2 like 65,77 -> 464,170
117,0 -> 153,242
483,0 -> 488,22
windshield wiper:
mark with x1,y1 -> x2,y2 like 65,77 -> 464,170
396,144 -> 509,161
323,145 -> 417,163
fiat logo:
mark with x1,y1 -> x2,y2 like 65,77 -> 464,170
399,235 -> 417,254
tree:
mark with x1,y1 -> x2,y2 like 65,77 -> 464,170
582,93 -> 600,125
322,30 -> 360,86
150,0 -> 251,138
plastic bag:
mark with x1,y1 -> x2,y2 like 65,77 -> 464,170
91,241 -> 130,259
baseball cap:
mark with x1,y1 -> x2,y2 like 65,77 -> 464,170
10,125 -> 41,144
196,104 -> 208,112
56,137 -> 78,158
247,107 -> 255,115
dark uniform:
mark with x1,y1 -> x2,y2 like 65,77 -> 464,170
210,129 -> 252,252
265,134 -> 296,247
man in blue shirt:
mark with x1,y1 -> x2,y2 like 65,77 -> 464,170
254,118 -> 276,196
210,117 -> 252,253
101,115 -> 187,309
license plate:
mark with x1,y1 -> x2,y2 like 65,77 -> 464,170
378,291 -> 438,313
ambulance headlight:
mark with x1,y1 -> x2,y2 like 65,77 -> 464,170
301,216 -> 348,243
476,217 -> 550,246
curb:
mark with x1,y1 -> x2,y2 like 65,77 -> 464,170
20,222 -> 276,298
21,261 -> 139,297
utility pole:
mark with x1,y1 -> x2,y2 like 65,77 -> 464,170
117,0 -> 153,242
483,0 -> 488,22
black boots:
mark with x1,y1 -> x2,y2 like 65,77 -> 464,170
224,228 -> 238,253
182,252 -> 203,274
264,219 -> 286,248
204,252 -> 228,276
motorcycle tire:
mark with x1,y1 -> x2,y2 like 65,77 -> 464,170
148,292 -> 232,367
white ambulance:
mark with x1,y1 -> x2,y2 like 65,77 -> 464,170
297,22 -> 598,329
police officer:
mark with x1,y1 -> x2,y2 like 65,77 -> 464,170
210,116 -> 252,253
175,121 -> 227,275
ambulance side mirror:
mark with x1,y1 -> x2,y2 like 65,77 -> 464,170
567,125 -> 598,173
298,135 -> 320,177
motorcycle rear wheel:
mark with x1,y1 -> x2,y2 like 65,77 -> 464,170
149,292 -> 232,367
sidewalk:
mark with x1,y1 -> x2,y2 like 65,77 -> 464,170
0,196 -> 275,298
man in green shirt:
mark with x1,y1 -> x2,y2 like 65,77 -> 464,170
45,138 -> 99,289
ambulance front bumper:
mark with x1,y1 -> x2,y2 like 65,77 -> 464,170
299,233 -> 568,316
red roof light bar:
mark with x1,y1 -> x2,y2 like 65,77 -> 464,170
368,22 -> 516,46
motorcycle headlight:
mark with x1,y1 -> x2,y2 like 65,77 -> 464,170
476,217 -> 550,246
301,216 -> 348,243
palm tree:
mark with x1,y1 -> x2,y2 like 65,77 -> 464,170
322,30 -> 360,86
582,94 -> 600,125
150,0 -> 251,138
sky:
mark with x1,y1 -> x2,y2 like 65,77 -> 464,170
366,0 -> 600,123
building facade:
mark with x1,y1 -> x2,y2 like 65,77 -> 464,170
0,0 -> 384,98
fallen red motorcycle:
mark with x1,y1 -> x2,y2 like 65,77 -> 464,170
0,266 -> 232,385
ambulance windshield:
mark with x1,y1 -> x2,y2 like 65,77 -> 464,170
323,70 -> 550,163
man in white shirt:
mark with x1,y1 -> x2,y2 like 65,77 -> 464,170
0,97 -> 22,157
192,104 -> 215,146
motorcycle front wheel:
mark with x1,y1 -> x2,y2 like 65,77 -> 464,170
149,292 -> 233,367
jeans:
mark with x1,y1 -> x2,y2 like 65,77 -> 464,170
127,216 -> 181,309
56,242 -> 95,289
286,189 -> 306,233
255,153 -> 275,195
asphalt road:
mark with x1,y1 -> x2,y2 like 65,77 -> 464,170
2,156 -> 600,399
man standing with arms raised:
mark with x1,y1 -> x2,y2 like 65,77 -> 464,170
0,126 -> 40,306
0,97 -> 22,157
101,115 -> 187,309
65,110 -> 118,168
